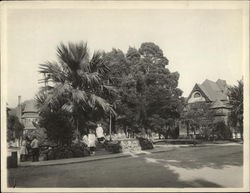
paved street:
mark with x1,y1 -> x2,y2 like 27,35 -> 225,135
8,144 -> 243,188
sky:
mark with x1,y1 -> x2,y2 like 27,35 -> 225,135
5,6 -> 244,108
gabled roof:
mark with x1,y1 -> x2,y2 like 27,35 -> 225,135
200,79 -> 228,101
22,113 -> 39,118
190,79 -> 228,102
8,99 -> 39,122
216,79 -> 227,91
210,99 -> 231,109
8,108 -> 17,116
22,100 -> 38,113
186,83 -> 210,102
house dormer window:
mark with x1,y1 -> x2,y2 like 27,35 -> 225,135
194,92 -> 201,98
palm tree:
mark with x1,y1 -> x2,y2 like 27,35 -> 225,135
37,42 -> 116,141
228,80 -> 243,139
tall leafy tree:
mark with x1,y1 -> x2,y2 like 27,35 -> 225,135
228,80 -> 243,139
37,42 -> 116,141
7,111 -> 24,142
105,42 -> 183,137
134,42 -> 183,136
182,102 -> 215,139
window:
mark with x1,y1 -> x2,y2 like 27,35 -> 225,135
194,92 -> 201,98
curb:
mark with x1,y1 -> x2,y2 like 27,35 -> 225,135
16,143 -> 241,168
18,147 -> 175,168
19,154 -> 130,168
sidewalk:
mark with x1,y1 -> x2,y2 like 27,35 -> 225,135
18,145 -> 176,168
17,142 -> 242,168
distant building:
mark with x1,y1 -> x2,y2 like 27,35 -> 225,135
179,79 -> 234,138
9,97 -> 39,133
21,100 -> 39,132
187,79 -> 231,123
8,97 -> 49,145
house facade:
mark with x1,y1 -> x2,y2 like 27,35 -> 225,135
21,100 -> 39,133
10,97 -> 39,134
8,97 -> 40,146
187,79 -> 231,123
179,79 -> 233,138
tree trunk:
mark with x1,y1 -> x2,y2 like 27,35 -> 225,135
212,127 -> 215,142
113,117 -> 117,134
186,122 -> 189,137
239,121 -> 243,140
165,128 -> 169,139
109,111 -> 112,141
240,127 -> 243,140
125,126 -> 128,138
76,119 -> 80,143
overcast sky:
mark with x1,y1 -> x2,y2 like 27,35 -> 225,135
5,6 -> 244,107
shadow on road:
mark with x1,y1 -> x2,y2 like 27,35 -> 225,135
7,145 -> 242,188
146,146 -> 243,170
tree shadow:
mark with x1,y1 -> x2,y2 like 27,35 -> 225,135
181,179 -> 222,187
157,153 -> 242,170
146,146 -> 243,170
141,156 -> 223,188
7,158 -> 223,188
163,167 -> 223,188
7,146 -> 242,188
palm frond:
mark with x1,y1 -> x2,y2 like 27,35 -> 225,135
90,51 -> 110,75
100,85 -> 118,96
71,89 -> 88,104
40,83 -> 71,111
35,92 -> 47,109
69,42 -> 89,64
89,94 -> 116,116
62,102 -> 74,113
57,42 -> 89,72
39,62 -> 67,83
228,80 -> 243,114
38,42 -> 116,123
39,85 -> 54,93
77,71 -> 101,86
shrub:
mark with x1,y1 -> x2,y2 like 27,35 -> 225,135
137,137 -> 154,150
214,121 -> 232,139
104,140 -> 122,153
47,150 -> 55,160
41,144 -> 90,160
38,111 -> 73,146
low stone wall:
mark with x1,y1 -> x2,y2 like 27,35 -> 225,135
117,138 -> 142,152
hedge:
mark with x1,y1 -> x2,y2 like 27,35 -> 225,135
40,144 -> 90,161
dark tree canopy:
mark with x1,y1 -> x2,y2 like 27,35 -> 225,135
228,80 -> 243,139
182,102 -> 215,139
37,42 -> 116,142
36,41 -> 184,144
7,113 -> 24,142
104,42 -> 183,136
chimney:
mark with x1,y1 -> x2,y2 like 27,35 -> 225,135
18,95 -> 21,106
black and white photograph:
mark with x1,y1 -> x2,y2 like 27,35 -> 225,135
1,1 -> 249,192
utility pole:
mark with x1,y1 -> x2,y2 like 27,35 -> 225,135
109,110 -> 112,141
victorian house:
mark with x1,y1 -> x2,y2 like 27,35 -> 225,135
179,79 -> 232,138
10,96 -> 39,133
21,99 -> 39,132
187,79 -> 231,123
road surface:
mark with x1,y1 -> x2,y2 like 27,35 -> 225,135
8,144 -> 243,188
